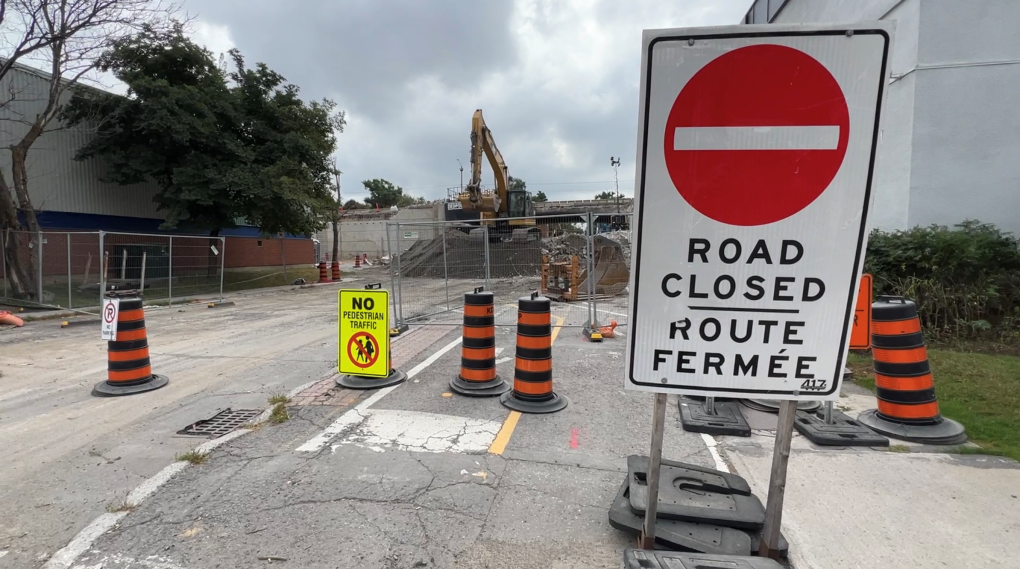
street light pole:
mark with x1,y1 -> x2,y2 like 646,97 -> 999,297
610,156 -> 622,218
456,159 -> 464,190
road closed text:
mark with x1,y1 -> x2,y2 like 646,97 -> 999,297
647,237 -> 831,393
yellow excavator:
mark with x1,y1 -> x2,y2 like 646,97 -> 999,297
457,109 -> 539,241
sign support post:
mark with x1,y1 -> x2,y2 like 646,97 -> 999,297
759,400 -> 797,560
639,392 -> 668,549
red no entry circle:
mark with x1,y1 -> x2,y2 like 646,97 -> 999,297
346,331 -> 380,369
663,44 -> 849,226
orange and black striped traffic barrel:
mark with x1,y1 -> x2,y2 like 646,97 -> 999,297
857,296 -> 966,444
331,260 -> 341,281
318,261 -> 332,283
93,297 -> 169,397
450,289 -> 509,397
500,293 -> 567,413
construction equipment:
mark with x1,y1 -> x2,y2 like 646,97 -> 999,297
456,109 -> 537,241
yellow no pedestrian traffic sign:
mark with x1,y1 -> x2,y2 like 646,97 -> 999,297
338,288 -> 390,378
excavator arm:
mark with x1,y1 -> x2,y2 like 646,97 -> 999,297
460,109 -> 508,215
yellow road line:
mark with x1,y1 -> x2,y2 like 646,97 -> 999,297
488,411 -> 520,454
489,315 -> 564,455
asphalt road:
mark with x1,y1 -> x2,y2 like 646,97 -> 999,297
0,280 -> 379,569
59,296 -> 713,569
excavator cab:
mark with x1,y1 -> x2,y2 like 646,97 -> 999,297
507,189 -> 534,219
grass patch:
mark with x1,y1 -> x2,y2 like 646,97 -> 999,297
851,349 -> 1020,461
269,402 -> 289,424
105,500 -> 136,513
267,393 -> 291,406
175,450 -> 209,465
887,444 -> 911,453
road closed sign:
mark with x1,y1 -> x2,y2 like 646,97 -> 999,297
338,288 -> 390,378
626,24 -> 891,400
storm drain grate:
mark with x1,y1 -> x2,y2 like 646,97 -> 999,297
177,408 -> 262,438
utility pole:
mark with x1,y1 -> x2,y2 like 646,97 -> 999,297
457,159 -> 464,190
610,156 -> 622,222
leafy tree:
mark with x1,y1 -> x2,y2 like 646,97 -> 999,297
533,190 -> 549,202
594,191 -> 616,200
342,199 -> 361,210
508,176 -> 526,193
362,179 -> 424,208
63,25 -> 345,239
0,0 -> 175,300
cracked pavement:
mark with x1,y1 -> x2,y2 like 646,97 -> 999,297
67,305 -> 715,568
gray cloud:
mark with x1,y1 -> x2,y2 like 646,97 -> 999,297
186,0 -> 750,202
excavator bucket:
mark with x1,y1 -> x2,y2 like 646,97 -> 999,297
510,227 -> 541,243
578,236 -> 630,296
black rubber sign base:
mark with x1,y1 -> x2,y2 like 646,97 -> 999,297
623,549 -> 783,569
609,478 -> 751,556
794,409 -> 889,447
679,398 -> 751,437
626,455 -> 765,529
336,369 -> 407,390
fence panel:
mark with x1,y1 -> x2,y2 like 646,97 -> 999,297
386,212 -> 634,330
589,212 -> 633,333
389,220 -> 488,325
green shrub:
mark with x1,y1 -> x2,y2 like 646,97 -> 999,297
865,220 -> 1020,343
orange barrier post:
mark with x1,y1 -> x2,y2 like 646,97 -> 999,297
450,289 -> 509,397
318,261 -> 332,283
857,296 -> 966,444
331,260 -> 341,281
500,293 -> 567,413
93,297 -> 169,397
354,254 -> 361,269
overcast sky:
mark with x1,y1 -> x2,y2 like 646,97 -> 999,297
184,0 -> 750,204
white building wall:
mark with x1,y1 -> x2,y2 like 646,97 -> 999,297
906,0 -> 1020,233
0,63 -> 162,220
319,204 -> 443,260
768,0 -> 1020,234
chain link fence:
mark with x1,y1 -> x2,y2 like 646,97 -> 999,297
1,230 -> 226,313
387,212 -> 634,331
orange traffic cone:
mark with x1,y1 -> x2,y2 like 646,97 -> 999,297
450,289 -> 509,397
858,297 -> 966,444
354,254 -> 361,269
93,297 -> 169,396
501,293 -> 567,414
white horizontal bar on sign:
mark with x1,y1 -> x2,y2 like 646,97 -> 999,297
672,126 -> 840,151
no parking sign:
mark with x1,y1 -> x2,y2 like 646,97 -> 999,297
625,24 -> 891,400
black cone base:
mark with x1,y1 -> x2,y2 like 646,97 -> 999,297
679,399 -> 751,437
857,409 -> 967,445
741,399 -> 821,414
500,391 -> 568,414
337,369 -> 407,390
450,375 -> 510,397
93,374 -> 169,397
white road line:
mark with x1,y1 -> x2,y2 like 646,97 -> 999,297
495,357 -> 512,365
42,428 -> 250,569
673,125 -> 839,151
700,433 -> 731,473
296,336 -> 464,453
